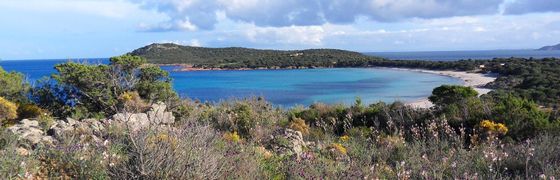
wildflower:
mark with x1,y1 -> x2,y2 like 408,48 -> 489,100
480,120 -> 495,130
330,143 -> 347,155
0,97 -> 18,121
119,91 -> 134,102
256,146 -> 273,159
495,123 -> 508,134
223,131 -> 241,143
479,120 -> 508,135
288,118 -> 310,135
340,135 -> 350,142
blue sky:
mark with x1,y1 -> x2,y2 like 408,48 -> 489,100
1,0 -> 560,60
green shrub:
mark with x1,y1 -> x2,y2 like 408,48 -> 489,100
490,93 -> 551,140
17,104 -> 45,119
33,55 -> 178,118
0,97 -> 18,125
0,67 -> 29,103
208,99 -> 282,138
429,85 -> 478,107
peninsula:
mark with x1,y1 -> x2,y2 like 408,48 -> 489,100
538,43 -> 560,51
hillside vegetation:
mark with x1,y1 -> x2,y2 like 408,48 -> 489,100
129,43 -> 381,68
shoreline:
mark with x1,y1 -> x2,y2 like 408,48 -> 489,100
395,68 -> 497,108
156,64 -> 497,108
155,64 -> 323,71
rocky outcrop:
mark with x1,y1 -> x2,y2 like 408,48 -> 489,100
48,118 -> 106,141
112,102 -> 175,131
270,129 -> 307,158
6,102 -> 175,149
7,119 -> 55,146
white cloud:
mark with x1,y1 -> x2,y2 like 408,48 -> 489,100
245,25 -> 325,45
156,39 -> 203,47
504,0 -> 560,14
130,0 -> 510,31
320,13 -> 560,51
189,39 -> 202,46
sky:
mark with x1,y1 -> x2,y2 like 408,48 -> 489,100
1,0 -> 560,60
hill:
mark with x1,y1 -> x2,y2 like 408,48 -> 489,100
538,43 -> 560,51
128,43 -> 383,69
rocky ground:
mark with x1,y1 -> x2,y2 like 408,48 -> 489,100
6,103 -> 175,154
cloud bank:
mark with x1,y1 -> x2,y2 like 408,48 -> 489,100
504,0 -> 560,14
130,0 -> 560,32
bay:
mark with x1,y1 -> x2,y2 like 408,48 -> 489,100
1,59 -> 461,107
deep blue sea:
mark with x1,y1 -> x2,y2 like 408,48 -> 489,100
4,49 -> 556,107
367,49 -> 560,61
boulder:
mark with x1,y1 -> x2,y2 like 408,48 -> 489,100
270,129 -> 306,158
112,102 -> 175,131
4,103 -> 175,149
48,118 -> 79,139
147,102 -> 175,124
7,119 -> 54,146
112,113 -> 150,131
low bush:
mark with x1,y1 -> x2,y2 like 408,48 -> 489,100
0,97 -> 18,125
17,104 -> 45,119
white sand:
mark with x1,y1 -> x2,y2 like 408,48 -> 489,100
396,68 -> 497,108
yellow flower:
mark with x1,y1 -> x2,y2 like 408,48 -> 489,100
288,118 -> 309,135
256,146 -> 273,159
119,91 -> 134,102
495,123 -> 508,135
340,135 -> 350,142
330,143 -> 347,155
148,133 -> 178,147
479,120 -> 508,135
480,120 -> 495,130
0,97 -> 18,122
223,131 -> 241,143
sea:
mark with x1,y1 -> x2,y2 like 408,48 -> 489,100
366,49 -> 560,61
2,49 -> 559,107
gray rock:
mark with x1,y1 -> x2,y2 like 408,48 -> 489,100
270,128 -> 307,158
19,119 -> 39,128
112,112 -> 150,131
7,119 -> 54,145
66,117 -> 78,126
112,102 -> 175,131
147,102 -> 175,124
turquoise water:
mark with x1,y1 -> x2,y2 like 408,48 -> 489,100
162,67 -> 461,106
1,59 -> 461,107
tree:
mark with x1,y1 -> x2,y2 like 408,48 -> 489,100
429,85 -> 478,107
33,55 -> 177,118
490,93 -> 550,140
0,67 -> 29,103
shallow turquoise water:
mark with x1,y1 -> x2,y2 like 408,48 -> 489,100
0,59 -> 462,107
163,67 -> 462,107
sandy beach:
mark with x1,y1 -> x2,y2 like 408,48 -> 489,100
400,68 -> 497,108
